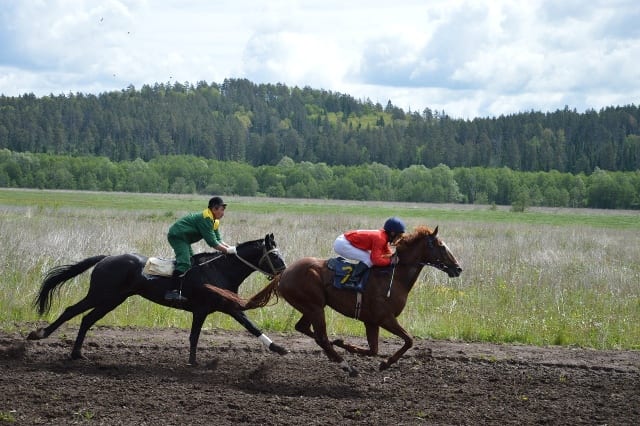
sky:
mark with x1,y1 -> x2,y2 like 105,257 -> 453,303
0,0 -> 639,119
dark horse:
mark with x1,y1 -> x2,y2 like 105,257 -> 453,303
246,226 -> 462,376
28,234 -> 287,366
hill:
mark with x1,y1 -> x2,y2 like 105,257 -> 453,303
1,79 -> 639,173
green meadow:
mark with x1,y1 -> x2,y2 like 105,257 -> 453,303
1,188 -> 638,350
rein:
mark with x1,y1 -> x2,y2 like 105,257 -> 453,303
234,247 -> 282,278
419,260 -> 442,269
385,263 -> 397,298
384,259 -> 441,298
196,246 -> 283,278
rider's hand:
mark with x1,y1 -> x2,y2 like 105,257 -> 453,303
226,246 -> 237,255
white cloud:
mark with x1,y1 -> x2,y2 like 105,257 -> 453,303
0,0 -> 638,119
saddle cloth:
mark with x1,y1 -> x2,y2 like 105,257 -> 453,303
327,257 -> 370,292
143,257 -> 175,277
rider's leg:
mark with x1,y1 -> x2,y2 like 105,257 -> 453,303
349,261 -> 369,283
333,235 -> 372,265
165,269 -> 187,302
165,236 -> 190,302
333,235 -> 371,283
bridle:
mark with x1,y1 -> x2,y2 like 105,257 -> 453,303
418,235 -> 456,273
196,242 -> 285,279
386,235 -> 450,297
234,244 -> 285,279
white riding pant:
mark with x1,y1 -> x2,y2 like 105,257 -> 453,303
333,234 -> 372,267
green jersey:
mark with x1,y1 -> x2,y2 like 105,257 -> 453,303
167,208 -> 222,247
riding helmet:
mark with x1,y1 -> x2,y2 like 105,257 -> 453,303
383,217 -> 406,234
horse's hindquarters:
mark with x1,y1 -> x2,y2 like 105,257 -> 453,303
278,258 -> 328,306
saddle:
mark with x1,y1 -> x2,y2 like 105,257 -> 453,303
143,252 -> 223,278
142,257 -> 175,277
327,257 -> 370,292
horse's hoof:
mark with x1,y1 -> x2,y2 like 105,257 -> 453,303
340,362 -> 359,377
26,329 -> 45,340
270,343 -> 288,355
379,360 -> 389,371
70,352 -> 88,361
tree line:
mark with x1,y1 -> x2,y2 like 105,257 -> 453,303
2,150 -> 638,209
1,79 -> 639,174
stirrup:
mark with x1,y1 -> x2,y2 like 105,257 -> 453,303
165,289 -> 187,302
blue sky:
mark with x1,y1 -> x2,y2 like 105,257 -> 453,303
1,0 -> 639,119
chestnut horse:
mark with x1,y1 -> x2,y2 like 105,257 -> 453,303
247,226 -> 462,376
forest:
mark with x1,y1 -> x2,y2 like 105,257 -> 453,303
0,78 -> 639,209
1,150 -> 638,209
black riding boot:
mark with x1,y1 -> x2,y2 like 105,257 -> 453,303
165,270 -> 187,302
349,262 -> 369,284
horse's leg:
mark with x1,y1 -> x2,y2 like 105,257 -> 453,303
333,322 -> 380,356
306,308 -> 359,377
188,311 -> 207,366
229,310 -> 288,355
27,297 -> 95,341
378,318 -> 413,370
70,298 -> 127,360
294,315 -> 315,339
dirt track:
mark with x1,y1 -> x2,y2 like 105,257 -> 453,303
1,324 -> 638,425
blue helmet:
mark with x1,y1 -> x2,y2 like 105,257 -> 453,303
383,217 -> 406,234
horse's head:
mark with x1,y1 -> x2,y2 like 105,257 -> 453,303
235,233 -> 286,278
397,226 -> 462,277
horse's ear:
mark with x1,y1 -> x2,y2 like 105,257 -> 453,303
433,226 -> 439,237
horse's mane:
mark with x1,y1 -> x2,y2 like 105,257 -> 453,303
396,225 -> 434,248
192,238 -> 263,263
237,238 -> 262,248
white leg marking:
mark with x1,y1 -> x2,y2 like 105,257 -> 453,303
258,333 -> 273,348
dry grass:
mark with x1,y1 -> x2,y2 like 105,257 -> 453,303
1,200 -> 638,350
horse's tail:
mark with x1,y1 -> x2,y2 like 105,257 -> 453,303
244,274 -> 281,310
202,274 -> 281,311
202,284 -> 248,309
35,255 -> 107,316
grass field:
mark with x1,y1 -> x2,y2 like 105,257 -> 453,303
1,188 -> 639,350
